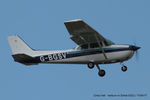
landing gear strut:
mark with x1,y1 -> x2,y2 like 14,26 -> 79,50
87,62 -> 105,77
96,64 -> 105,77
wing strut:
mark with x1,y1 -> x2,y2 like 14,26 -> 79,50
95,34 -> 108,59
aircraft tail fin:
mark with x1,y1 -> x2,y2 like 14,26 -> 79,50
8,35 -> 34,55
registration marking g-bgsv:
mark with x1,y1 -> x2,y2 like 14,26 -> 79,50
40,52 -> 67,62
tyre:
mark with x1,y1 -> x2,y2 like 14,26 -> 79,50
88,62 -> 95,69
121,66 -> 127,72
98,70 -> 105,77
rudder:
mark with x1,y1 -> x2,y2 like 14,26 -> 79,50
8,35 -> 33,55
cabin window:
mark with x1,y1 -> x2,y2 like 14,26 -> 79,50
90,42 -> 99,48
104,40 -> 109,46
81,44 -> 88,50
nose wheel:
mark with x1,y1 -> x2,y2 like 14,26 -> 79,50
121,65 -> 127,72
121,63 -> 127,72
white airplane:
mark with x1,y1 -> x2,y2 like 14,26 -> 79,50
8,19 -> 140,77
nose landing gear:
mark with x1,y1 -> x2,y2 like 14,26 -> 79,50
121,63 -> 127,72
121,65 -> 127,72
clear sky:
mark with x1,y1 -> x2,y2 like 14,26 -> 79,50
0,0 -> 149,100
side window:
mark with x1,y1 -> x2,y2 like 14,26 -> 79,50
104,40 -> 109,46
100,42 -> 103,47
90,42 -> 99,48
81,44 -> 88,50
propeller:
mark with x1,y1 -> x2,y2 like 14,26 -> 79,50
133,42 -> 140,61
135,49 -> 139,61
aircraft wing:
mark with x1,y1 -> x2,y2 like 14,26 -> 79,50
64,19 -> 112,46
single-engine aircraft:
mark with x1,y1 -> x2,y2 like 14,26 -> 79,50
8,19 -> 141,77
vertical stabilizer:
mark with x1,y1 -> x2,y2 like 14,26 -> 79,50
8,35 -> 33,55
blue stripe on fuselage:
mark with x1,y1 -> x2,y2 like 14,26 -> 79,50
66,47 -> 129,58
34,47 -> 130,63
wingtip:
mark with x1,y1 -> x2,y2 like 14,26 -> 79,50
64,19 -> 83,23
8,35 -> 19,39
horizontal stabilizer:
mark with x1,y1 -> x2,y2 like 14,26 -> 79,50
12,54 -> 38,65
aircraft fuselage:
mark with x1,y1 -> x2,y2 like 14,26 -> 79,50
14,44 -> 136,65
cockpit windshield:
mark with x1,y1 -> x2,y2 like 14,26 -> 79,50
75,44 -> 88,50
104,39 -> 115,45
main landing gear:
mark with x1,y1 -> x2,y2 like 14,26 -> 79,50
96,64 -> 105,77
87,62 -> 95,69
87,62 -> 105,77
